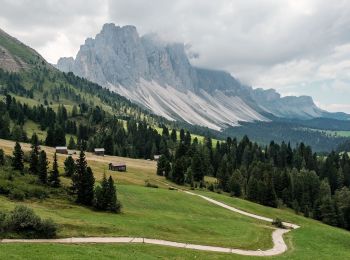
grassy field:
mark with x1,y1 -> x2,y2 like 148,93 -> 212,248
1,138 -> 350,259
305,128 -> 350,137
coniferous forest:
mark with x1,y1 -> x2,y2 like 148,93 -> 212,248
157,128 -> 350,231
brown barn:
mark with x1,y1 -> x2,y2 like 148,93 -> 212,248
55,146 -> 68,154
94,148 -> 105,156
109,163 -> 127,172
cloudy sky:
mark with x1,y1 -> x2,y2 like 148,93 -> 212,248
1,0 -> 350,113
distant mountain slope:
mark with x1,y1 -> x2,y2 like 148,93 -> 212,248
56,23 -> 344,130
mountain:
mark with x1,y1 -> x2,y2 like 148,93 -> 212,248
56,23 -> 340,131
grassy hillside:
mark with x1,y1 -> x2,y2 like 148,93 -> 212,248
1,139 -> 350,259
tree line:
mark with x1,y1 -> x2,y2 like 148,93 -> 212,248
157,130 -> 350,230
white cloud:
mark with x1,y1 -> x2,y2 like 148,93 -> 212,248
0,0 -> 349,112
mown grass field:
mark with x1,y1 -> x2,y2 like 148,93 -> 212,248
1,139 -> 350,259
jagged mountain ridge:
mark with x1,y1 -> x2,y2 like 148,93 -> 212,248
56,23 -> 331,130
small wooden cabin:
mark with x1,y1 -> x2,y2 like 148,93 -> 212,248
109,163 -> 127,172
94,148 -> 105,156
55,146 -> 68,154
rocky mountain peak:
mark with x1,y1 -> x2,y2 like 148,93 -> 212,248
55,23 -> 334,130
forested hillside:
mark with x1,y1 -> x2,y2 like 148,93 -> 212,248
157,132 -> 350,231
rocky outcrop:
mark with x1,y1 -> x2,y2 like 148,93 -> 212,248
56,23 -> 328,130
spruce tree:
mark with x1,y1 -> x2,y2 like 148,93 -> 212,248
12,142 -> 24,172
74,150 -> 95,206
172,158 -> 185,184
38,151 -> 48,184
83,167 -> 95,206
64,156 -> 75,177
49,153 -> 60,187
29,133 -> 40,174
94,174 -> 108,210
67,136 -> 76,149
157,155 -> 171,176
0,149 -> 4,166
191,152 -> 203,182
170,129 -> 177,142
107,176 -> 120,213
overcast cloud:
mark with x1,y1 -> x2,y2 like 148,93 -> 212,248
0,0 -> 350,112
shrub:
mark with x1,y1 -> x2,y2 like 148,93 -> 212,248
37,219 -> 57,238
23,186 -> 48,200
272,218 -> 285,229
9,189 -> 25,201
0,179 -> 12,195
5,205 -> 57,238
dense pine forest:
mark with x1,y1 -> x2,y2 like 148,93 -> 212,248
157,129 -> 350,231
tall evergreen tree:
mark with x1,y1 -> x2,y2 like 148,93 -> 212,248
0,149 -> 5,166
74,150 -> 95,206
64,156 -> 75,177
170,129 -> 177,142
49,153 -> 60,187
38,150 -> 48,184
12,142 -> 24,172
29,133 -> 40,174
172,158 -> 185,184
107,176 -> 120,212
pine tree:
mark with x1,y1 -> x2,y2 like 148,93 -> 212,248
64,156 -> 75,177
84,167 -> 95,206
45,127 -> 55,147
172,158 -> 185,184
107,176 -> 120,213
94,173 -> 109,210
191,152 -> 203,182
170,129 -> 177,142
29,133 -> 40,174
38,150 -> 48,184
12,141 -> 24,172
156,155 -> 171,176
49,153 -> 60,187
0,149 -> 5,165
67,136 -> 76,149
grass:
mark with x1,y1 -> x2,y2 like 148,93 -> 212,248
303,128 -> 350,137
194,190 -> 350,259
0,185 -> 273,250
1,138 -> 350,259
0,243 -> 242,260
0,138 -> 273,250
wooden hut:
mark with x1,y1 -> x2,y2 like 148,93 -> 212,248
109,163 -> 127,172
55,146 -> 68,154
94,148 -> 105,156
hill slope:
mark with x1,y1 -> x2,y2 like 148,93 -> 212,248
1,139 -> 350,259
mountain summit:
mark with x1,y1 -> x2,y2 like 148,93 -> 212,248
56,23 -> 328,130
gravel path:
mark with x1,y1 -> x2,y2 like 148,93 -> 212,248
0,189 -> 299,256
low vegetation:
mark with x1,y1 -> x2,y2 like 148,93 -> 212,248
0,205 -> 57,239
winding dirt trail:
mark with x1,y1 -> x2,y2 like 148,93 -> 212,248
0,189 -> 299,256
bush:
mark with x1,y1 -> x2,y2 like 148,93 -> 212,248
9,188 -> 25,201
272,218 -> 285,229
0,179 -> 12,195
4,205 -> 57,238
37,219 -> 57,238
23,186 -> 48,200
